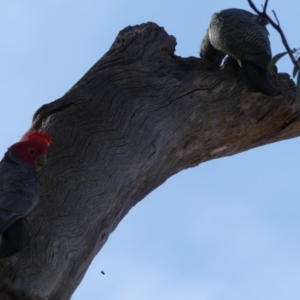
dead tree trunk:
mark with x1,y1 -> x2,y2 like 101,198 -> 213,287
0,22 -> 298,299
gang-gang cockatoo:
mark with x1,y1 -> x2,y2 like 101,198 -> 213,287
0,131 -> 52,257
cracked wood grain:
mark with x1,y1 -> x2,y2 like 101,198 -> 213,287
0,22 -> 298,299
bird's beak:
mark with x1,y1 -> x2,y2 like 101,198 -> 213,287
35,154 -> 47,171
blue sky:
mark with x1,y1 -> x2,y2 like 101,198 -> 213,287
1,1 -> 300,299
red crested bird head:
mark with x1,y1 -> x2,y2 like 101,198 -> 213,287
10,131 -> 52,170
20,131 -> 52,146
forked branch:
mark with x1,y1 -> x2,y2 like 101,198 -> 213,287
248,0 -> 297,64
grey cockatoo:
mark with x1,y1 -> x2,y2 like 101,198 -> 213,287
0,131 -> 52,257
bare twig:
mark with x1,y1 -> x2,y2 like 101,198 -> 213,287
272,10 -> 280,26
247,0 -> 297,64
262,0 -> 268,12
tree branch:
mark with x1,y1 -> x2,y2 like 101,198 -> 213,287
0,22 -> 298,299
0,278 -> 44,300
247,0 -> 297,64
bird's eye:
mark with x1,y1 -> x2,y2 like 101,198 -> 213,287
29,149 -> 35,155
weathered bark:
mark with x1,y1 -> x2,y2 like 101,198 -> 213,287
0,278 -> 44,299
0,22 -> 298,299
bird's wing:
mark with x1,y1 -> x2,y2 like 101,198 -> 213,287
209,9 -> 271,67
0,189 -> 38,234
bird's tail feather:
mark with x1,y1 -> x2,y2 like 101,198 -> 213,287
0,218 -> 29,258
0,210 -> 20,235
241,61 -> 272,95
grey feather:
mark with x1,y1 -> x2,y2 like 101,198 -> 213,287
200,8 -> 273,95
200,28 -> 226,67
0,148 -> 39,235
